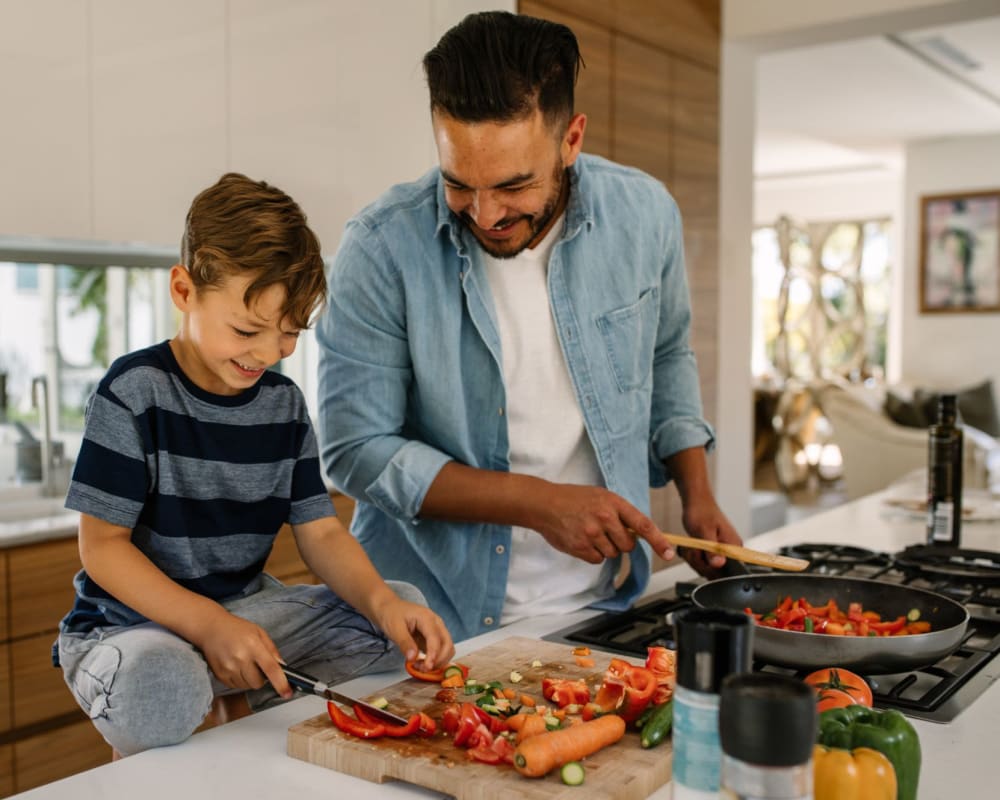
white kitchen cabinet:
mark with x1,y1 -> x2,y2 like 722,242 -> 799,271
0,0 -> 91,238
90,0 -> 228,245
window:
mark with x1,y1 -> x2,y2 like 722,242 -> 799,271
0,237 -> 320,492
752,218 -> 891,382
0,249 -> 176,488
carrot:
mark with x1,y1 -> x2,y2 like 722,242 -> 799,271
516,713 -> 549,743
506,713 -> 531,732
574,656 -> 596,668
440,674 -> 464,688
502,687 -> 518,700
519,694 -> 537,708
513,715 -> 626,777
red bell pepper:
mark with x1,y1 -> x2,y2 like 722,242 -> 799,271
593,658 -> 658,723
541,678 -> 591,707
352,704 -> 422,737
453,703 -> 484,747
327,701 -> 385,739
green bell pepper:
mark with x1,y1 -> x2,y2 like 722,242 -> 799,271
817,704 -> 921,800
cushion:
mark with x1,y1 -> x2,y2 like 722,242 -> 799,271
957,380 -> 1000,437
884,390 -> 930,428
885,380 -> 1000,436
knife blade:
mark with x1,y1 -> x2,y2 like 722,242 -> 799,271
281,664 -> 410,726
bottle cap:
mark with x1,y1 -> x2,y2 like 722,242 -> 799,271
674,607 -> 753,693
719,673 -> 817,766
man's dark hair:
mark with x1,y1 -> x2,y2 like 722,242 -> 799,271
423,11 -> 581,127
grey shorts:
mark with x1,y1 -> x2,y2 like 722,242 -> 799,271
57,576 -> 424,755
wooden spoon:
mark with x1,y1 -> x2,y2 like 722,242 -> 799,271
630,529 -> 809,571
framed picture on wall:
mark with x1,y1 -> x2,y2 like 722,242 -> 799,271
919,189 -> 1000,313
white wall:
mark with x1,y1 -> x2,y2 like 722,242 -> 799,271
0,0 -> 508,251
901,134 -> 1000,393
754,172 -> 899,227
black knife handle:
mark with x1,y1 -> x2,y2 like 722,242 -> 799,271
281,665 -> 321,694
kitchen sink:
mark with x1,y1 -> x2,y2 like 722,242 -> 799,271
0,487 -> 78,541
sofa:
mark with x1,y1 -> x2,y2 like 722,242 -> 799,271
817,379 -> 1000,501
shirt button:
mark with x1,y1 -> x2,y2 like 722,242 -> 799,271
495,545 -> 505,555
484,616 -> 495,626
498,407 -> 504,416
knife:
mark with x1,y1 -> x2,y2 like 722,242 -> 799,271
281,664 -> 410,726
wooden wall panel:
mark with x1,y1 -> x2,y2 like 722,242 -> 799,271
1,550 -> 8,642
614,36 -> 671,182
14,718 -> 110,794
520,1 -> 613,158
670,58 -> 719,226
8,538 -> 81,640
0,643 -> 10,733
615,0 -> 720,69
527,0 -> 615,29
0,744 -> 13,798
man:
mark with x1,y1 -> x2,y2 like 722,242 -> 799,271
317,11 -> 741,642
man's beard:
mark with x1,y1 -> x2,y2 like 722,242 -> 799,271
464,165 -> 566,259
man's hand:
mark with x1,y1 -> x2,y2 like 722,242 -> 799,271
530,484 -> 676,564
679,497 -> 743,578
191,609 -> 292,699
371,597 -> 455,670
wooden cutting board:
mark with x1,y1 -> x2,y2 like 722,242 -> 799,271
287,636 -> 672,799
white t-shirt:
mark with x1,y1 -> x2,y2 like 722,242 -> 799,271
482,217 -> 615,625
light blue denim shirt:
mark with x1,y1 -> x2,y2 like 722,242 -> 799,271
316,153 -> 714,642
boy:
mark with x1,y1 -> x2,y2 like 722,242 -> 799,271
56,173 -> 453,756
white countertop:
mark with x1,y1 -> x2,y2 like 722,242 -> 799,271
12,488 -> 1000,799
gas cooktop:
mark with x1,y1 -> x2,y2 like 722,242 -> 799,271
544,543 -> 1000,723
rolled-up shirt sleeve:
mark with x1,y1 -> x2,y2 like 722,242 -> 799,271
647,196 -> 715,487
316,220 -> 453,521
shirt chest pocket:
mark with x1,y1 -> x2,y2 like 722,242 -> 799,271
596,287 -> 659,392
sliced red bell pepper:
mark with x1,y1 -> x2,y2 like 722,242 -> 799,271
405,660 -> 448,682
453,703 -> 482,747
327,701 -> 385,738
870,615 -> 907,635
593,659 -> 658,722
541,677 -> 591,707
353,704 -> 422,737
417,711 -> 437,736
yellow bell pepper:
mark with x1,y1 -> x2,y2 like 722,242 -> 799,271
813,745 -> 897,800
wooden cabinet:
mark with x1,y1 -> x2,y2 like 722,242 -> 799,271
8,537 -> 81,640
0,491 -> 355,792
14,719 -> 109,794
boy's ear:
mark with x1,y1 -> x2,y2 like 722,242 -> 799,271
169,264 -> 195,310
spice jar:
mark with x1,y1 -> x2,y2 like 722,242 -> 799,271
672,607 -> 753,799
719,673 -> 817,800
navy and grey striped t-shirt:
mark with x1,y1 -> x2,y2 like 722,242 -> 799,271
61,340 -> 335,633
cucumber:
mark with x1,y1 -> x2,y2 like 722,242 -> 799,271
369,696 -> 389,709
443,665 -> 465,679
560,761 -> 585,786
640,700 -> 673,749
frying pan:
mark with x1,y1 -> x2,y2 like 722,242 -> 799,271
691,574 -> 969,673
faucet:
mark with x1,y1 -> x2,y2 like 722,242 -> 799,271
30,375 -> 59,497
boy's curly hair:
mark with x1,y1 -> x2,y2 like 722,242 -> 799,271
181,173 -> 325,330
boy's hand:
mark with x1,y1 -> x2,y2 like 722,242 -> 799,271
193,610 -> 293,699
374,599 -> 454,670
